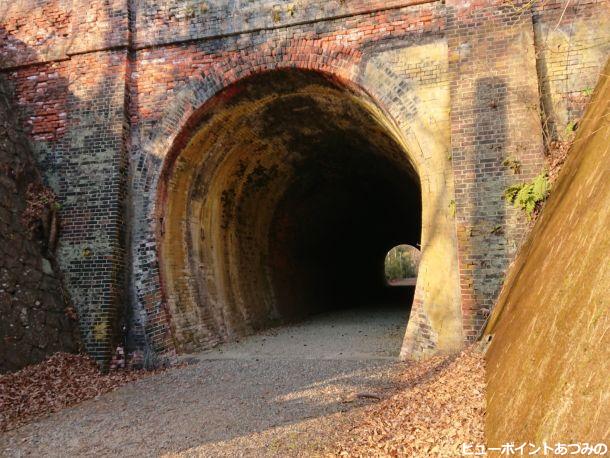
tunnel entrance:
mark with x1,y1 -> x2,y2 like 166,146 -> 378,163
159,70 -> 422,352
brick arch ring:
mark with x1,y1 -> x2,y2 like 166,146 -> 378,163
129,53 -> 464,361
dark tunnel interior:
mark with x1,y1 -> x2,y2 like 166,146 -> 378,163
268,117 -> 422,320
161,70 -> 422,344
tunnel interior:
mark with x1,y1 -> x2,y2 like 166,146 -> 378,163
160,70 -> 422,349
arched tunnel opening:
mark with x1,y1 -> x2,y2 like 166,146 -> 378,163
160,70 -> 422,352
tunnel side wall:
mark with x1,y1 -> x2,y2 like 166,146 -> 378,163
0,0 -> 608,366
484,58 -> 610,449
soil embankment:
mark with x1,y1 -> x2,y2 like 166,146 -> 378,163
484,59 -> 610,447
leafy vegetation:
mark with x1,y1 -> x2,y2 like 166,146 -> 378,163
565,120 -> 579,135
385,245 -> 419,281
271,7 -> 281,22
581,87 -> 593,97
22,183 -> 59,232
502,156 -> 521,174
503,171 -> 550,218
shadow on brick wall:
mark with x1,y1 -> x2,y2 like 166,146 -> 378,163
469,77 -> 508,334
0,44 -> 80,372
0,14 -> 129,371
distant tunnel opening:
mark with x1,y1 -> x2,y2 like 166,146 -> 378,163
384,244 -> 421,287
160,70 -> 421,350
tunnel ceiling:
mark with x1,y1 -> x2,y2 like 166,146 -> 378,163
160,70 -> 422,351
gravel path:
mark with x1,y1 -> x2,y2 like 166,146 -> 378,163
1,304 -> 411,457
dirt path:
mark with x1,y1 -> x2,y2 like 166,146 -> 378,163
1,305 -> 411,457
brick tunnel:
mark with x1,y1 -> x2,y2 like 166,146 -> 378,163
2,0 -> 608,372
158,70 -> 422,351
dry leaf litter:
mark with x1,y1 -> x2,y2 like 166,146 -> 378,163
329,347 -> 486,457
546,139 -> 573,186
0,352 -> 157,432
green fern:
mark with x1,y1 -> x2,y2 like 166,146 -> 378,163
565,121 -> 578,134
503,172 -> 550,218
502,156 -> 521,174
503,184 -> 521,203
